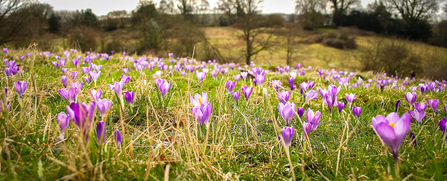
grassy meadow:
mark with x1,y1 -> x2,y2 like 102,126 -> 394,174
0,44 -> 447,180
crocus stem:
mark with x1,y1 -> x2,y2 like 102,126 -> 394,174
203,123 -> 209,153
394,154 -> 399,179
284,145 -> 296,181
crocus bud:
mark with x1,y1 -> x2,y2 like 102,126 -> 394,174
14,81 -> 28,98
395,99 -> 401,112
57,112 -> 70,132
280,126 -> 294,147
114,129 -> 122,148
124,91 -> 135,105
428,99 -> 439,114
439,117 -> 447,132
226,80 -> 236,92
96,121 -> 106,144
410,132 -> 417,147
241,86 -> 253,101
61,76 -> 68,88
232,92 -> 241,102
297,107 -> 304,119
352,106 -> 362,118
337,102 -> 345,113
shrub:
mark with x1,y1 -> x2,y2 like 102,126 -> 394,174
68,26 -> 98,52
360,39 -> 422,77
321,33 -> 357,50
322,38 -> 345,49
423,50 -> 447,80
104,39 -> 123,53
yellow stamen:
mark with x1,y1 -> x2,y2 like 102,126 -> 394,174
199,97 -> 202,105
389,122 -> 395,129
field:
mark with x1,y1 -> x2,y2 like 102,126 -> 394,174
1,45 -> 447,180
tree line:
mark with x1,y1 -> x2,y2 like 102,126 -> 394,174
0,0 -> 446,64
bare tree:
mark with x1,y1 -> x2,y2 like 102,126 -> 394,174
295,0 -> 327,30
385,0 -> 442,24
219,0 -> 277,65
284,22 -> 301,65
177,0 -> 197,21
329,0 -> 360,26
0,0 -> 28,45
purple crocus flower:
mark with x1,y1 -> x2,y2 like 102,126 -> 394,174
299,81 -> 311,92
306,109 -> 321,127
395,100 -> 401,112
404,92 -> 417,106
70,71 -> 78,80
84,76 -> 92,84
57,112 -> 70,132
297,107 -> 304,119
66,101 -> 96,141
271,80 -> 282,91
62,68 -> 68,74
288,77 -> 296,90
190,92 -> 208,107
90,70 -> 100,82
352,106 -> 362,118
114,129 -> 122,148
192,103 -> 212,128
4,87 -> 8,97
372,112 -> 411,162
5,67 -> 12,76
420,84 -> 428,95
232,92 -> 241,102
14,81 -> 28,98
253,74 -> 265,86
305,90 -> 318,102
325,95 -> 335,113
123,68 -> 129,74
196,71 -> 206,84
414,102 -> 427,112
241,86 -> 253,101
345,93 -> 356,104
82,67 -> 91,74
277,90 -> 290,104
303,109 -> 320,137
155,78 -> 171,98
124,91 -> 135,105
234,74 -> 241,82
428,99 -> 439,114
280,126 -> 294,147
96,98 -> 112,117
408,109 -> 426,123
240,72 -> 248,80
72,59 -> 80,67
278,102 -> 296,126
303,121 -> 314,138
59,88 -> 77,103
226,80 -> 236,92
96,121 -> 106,144
109,81 -> 124,98
61,76 -> 68,88
71,82 -> 83,93
337,102 -> 345,113
90,89 -> 102,101
439,117 -> 447,132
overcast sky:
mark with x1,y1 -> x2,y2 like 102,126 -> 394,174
39,0 -> 376,16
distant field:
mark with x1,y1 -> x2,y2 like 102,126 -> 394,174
203,27 -> 447,72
